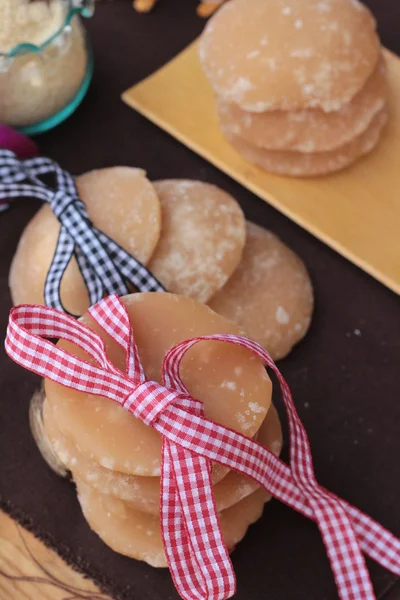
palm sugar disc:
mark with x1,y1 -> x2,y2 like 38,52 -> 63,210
43,398 -> 229,512
45,398 -> 281,515
224,107 -> 388,177
209,222 -> 314,360
45,292 -> 272,476
9,167 -> 162,316
149,179 -> 246,302
217,56 -> 388,152
76,479 -> 269,567
199,0 -> 380,112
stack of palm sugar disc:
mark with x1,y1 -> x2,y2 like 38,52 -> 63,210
41,293 -> 283,566
10,169 -> 314,360
199,0 -> 389,177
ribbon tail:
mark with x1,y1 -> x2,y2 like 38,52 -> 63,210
338,496 -> 400,577
157,406 -> 400,579
169,442 -> 236,600
161,440 -> 206,600
306,490 -> 375,600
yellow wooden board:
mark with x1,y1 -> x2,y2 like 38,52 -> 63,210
0,510 -> 111,600
123,42 -> 400,295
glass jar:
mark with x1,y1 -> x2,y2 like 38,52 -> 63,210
0,0 -> 95,135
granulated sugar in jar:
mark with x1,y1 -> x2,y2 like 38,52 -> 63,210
0,0 -> 94,134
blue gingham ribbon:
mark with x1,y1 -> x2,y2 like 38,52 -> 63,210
0,150 -> 165,315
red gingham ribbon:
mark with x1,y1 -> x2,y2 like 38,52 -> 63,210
5,295 -> 400,600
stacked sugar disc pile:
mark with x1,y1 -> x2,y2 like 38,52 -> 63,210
40,292 -> 283,566
198,0 -> 389,177
10,166 -> 313,562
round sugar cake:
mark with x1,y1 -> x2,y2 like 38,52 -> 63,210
46,400 -> 281,514
9,167 -> 161,315
199,0 -> 380,112
45,293 -> 272,476
148,180 -> 246,303
209,222 -> 314,360
223,107 -> 388,177
43,398 -> 230,513
217,56 -> 388,152
76,479 -> 269,567
76,478 -> 167,567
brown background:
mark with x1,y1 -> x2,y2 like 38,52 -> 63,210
1,1 -> 399,599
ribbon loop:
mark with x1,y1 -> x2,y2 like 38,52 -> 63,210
4,294 -> 400,600
0,150 -> 165,315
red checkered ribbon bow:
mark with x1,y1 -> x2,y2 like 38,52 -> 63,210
5,295 -> 400,600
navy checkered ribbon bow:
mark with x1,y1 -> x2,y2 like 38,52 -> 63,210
0,149 -> 164,315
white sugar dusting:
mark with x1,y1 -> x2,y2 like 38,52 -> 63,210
290,48 -> 313,59
350,0 -> 364,10
288,112 -> 307,122
235,412 -> 253,431
281,6 -> 292,15
228,77 -> 254,100
303,84 -> 315,95
248,402 -> 264,414
247,50 -> 260,59
276,306 -> 290,324
317,1 -> 331,12
244,114 -> 253,128
343,30 -> 352,46
294,19 -> 303,29
100,457 -> 115,470
299,140 -> 316,152
221,380 -> 237,390
270,440 -> 282,456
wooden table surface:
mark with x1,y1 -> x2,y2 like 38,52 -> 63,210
0,511 -> 111,600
